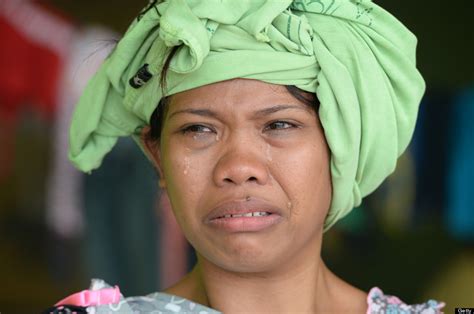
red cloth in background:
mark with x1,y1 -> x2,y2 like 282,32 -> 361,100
0,18 -> 58,120
0,1 -> 74,122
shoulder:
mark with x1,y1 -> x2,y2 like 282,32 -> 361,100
367,287 -> 445,314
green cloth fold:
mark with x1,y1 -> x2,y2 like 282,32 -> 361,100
69,0 -> 425,230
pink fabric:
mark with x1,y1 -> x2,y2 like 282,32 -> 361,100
55,286 -> 121,307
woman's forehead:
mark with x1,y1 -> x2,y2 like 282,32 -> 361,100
167,79 -> 307,113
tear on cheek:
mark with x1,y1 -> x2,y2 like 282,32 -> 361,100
183,156 -> 190,175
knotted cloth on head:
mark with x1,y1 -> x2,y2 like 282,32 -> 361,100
69,0 -> 425,231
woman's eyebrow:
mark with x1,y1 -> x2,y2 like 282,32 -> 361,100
252,104 -> 310,118
168,108 -> 218,120
168,104 -> 308,120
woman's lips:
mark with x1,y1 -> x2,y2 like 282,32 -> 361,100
205,198 -> 283,233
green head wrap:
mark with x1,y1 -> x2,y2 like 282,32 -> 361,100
69,0 -> 425,230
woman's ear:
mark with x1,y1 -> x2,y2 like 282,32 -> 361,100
140,126 -> 167,189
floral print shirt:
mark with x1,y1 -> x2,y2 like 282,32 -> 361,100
367,287 -> 445,314
44,279 -> 445,313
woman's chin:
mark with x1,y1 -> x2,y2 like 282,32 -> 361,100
199,239 -> 288,274
215,257 -> 283,274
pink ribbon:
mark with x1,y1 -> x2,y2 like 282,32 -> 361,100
55,286 -> 121,307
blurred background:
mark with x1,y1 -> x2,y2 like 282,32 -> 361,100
0,0 -> 473,313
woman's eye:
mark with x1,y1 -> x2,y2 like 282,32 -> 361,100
181,124 -> 214,134
265,121 -> 298,131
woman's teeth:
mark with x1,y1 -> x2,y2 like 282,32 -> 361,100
223,212 -> 270,218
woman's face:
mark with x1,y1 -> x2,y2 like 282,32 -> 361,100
147,78 -> 332,273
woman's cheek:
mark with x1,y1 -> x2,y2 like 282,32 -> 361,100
171,153 -> 207,205
278,140 -> 328,211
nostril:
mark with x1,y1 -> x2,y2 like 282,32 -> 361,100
223,176 -> 258,184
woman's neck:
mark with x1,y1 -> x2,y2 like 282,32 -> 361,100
164,242 -> 368,313
197,256 -> 329,313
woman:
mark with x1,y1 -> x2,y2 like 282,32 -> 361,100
46,0 -> 445,313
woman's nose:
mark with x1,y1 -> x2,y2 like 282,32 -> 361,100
212,139 -> 270,187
